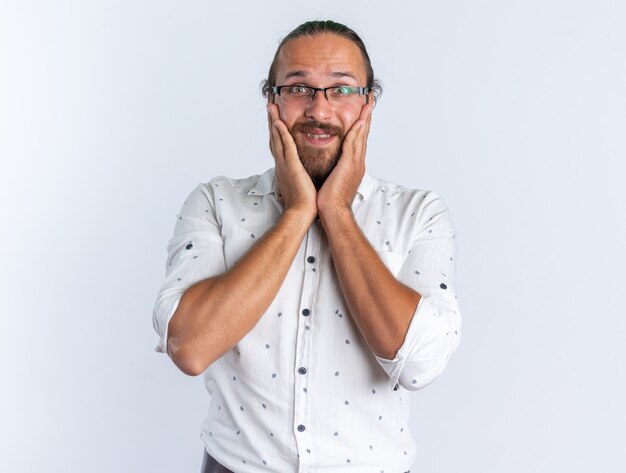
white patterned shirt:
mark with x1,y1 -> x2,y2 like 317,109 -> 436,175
153,168 -> 461,473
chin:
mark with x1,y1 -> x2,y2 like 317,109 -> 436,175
299,149 -> 340,190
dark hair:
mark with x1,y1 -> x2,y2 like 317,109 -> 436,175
261,20 -> 383,102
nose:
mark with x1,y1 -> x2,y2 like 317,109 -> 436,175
305,89 -> 332,121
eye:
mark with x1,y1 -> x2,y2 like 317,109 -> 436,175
286,86 -> 311,96
330,86 -> 358,97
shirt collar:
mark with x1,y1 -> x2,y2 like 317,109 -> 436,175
248,168 -> 276,196
248,167 -> 376,201
356,172 -> 376,200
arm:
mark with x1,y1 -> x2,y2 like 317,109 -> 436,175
319,207 -> 421,359
316,103 -> 420,359
166,105 -> 317,376
167,208 -> 313,375
317,103 -> 460,388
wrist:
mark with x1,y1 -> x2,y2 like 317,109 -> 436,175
318,203 -> 353,228
282,205 -> 317,227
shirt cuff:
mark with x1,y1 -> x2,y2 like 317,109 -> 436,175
153,294 -> 182,356
374,295 -> 461,391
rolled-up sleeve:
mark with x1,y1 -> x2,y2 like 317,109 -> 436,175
152,182 -> 226,355
375,192 -> 461,390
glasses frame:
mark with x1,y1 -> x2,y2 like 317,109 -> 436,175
271,85 -> 370,105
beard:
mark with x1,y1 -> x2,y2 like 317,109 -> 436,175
290,121 -> 345,190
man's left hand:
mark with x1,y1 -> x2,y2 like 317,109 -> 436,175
317,102 -> 374,214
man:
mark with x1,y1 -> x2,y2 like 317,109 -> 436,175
153,20 -> 461,473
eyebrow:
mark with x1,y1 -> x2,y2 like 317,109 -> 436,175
283,70 -> 358,81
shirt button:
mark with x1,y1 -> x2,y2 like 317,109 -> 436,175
298,367 -> 307,375
307,256 -> 316,264
302,308 -> 310,316
297,424 -> 306,432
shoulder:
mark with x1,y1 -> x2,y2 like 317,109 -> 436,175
198,168 -> 274,196
368,175 -> 443,208
186,169 -> 274,204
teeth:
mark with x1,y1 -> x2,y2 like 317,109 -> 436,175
306,133 -> 331,139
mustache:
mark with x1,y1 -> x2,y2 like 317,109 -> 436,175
292,121 -> 344,137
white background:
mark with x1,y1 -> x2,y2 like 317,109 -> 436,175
1,1 -> 625,472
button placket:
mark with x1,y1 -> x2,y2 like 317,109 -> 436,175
292,225 -> 321,465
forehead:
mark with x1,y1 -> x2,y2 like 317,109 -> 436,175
275,33 -> 367,84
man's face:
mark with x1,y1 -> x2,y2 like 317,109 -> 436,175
272,33 -> 370,188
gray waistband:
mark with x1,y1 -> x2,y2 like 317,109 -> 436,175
201,449 -> 234,473
201,448 -> 410,473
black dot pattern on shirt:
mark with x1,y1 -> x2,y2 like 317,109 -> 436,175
189,183 -> 458,466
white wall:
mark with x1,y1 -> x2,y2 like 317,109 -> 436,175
1,1 -> 624,471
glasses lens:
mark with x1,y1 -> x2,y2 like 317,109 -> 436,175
329,87 -> 367,105
280,86 -> 313,103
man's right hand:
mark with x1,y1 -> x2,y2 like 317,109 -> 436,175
267,103 -> 317,219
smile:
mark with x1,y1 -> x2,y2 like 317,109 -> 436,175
306,132 -> 332,140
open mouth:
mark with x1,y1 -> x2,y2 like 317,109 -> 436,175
306,132 -> 332,140
302,129 -> 336,145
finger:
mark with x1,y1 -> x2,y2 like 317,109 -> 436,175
273,120 -> 300,164
354,102 -> 373,150
362,102 -> 373,137
342,115 -> 367,153
267,102 -> 282,147
342,105 -> 372,160
267,104 -> 278,154
267,102 -> 281,126
269,119 -> 285,162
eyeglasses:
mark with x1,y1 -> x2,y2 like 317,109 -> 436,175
271,85 -> 370,105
